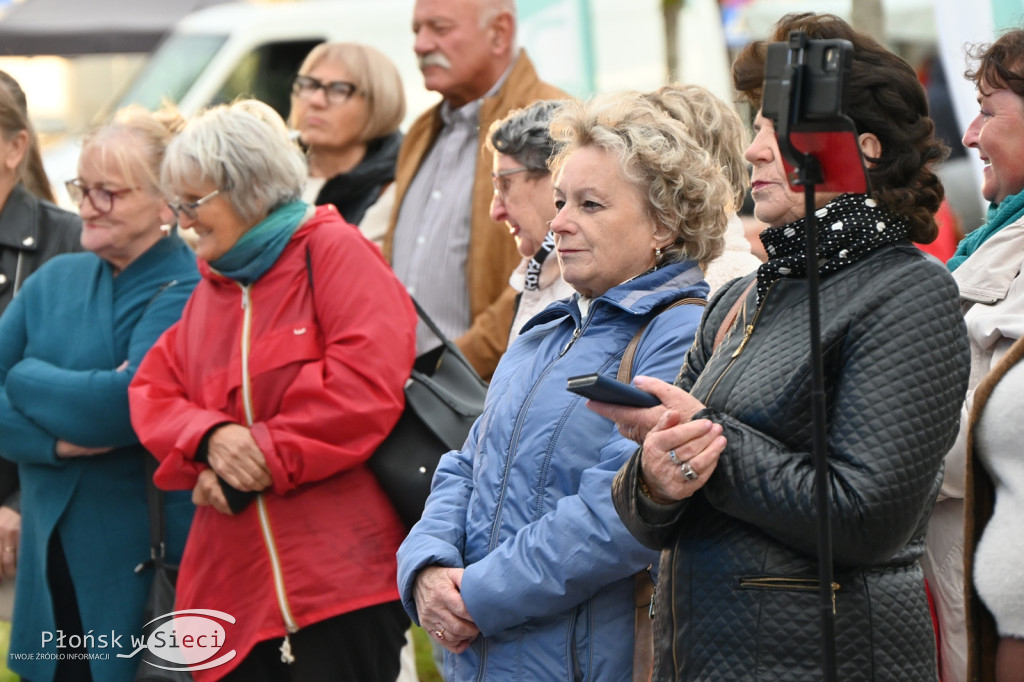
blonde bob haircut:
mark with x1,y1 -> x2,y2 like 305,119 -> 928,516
163,99 -> 307,226
292,42 -> 405,143
81,103 -> 186,194
548,91 -> 733,266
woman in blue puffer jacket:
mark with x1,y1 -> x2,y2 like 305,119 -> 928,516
397,91 -> 736,681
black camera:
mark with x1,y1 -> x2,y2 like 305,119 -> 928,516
761,31 -> 868,194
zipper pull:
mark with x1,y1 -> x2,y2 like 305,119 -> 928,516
732,323 -> 755,358
831,582 -> 840,615
646,566 -> 656,619
279,634 -> 295,664
561,326 -> 582,355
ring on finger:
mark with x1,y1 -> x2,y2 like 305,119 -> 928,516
679,461 -> 699,482
668,449 -> 681,466
433,624 -> 446,640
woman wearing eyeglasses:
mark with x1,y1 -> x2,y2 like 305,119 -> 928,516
0,104 -> 198,682
484,99 -> 574,343
289,42 -> 405,245
128,99 -> 416,682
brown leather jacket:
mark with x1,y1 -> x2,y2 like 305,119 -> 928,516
383,50 -> 566,379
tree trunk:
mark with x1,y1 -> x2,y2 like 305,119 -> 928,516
662,0 -> 683,83
850,0 -> 886,46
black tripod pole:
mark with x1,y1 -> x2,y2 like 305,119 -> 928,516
798,159 -> 838,682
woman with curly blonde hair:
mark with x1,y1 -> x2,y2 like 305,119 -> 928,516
397,90 -> 732,681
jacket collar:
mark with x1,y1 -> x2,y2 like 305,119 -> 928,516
0,184 -> 42,252
520,259 -> 708,333
954,217 -> 1024,304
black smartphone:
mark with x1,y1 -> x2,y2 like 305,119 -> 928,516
762,32 -> 869,195
566,374 -> 660,407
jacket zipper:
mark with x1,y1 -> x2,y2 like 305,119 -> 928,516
238,284 -> 299,662
478,311 -> 592,676
738,576 -> 842,615
701,282 -> 775,405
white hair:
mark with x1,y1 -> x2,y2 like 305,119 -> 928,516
479,0 -> 516,28
162,100 -> 307,225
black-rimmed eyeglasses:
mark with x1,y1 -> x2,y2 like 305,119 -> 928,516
291,75 -> 359,104
169,189 -> 220,221
65,179 -> 138,214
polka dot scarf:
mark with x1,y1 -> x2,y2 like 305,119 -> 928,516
756,193 -> 910,302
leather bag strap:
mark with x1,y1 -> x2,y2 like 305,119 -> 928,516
617,298 -> 706,383
712,279 -> 757,353
617,296 -> 705,682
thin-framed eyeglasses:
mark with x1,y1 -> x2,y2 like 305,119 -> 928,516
65,179 -> 138,214
291,75 -> 359,104
491,166 -> 532,198
169,189 -> 220,221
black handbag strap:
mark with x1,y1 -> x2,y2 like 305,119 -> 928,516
143,455 -> 166,561
305,245 -> 468,369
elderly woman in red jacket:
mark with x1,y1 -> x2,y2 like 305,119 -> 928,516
128,99 -> 416,682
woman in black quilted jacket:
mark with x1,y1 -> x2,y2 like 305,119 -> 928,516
594,13 -> 970,681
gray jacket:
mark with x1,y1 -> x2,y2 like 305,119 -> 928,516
614,243 -> 969,681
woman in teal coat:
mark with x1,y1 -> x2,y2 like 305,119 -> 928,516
0,106 -> 198,682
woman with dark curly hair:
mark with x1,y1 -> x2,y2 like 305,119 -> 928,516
596,12 -> 970,680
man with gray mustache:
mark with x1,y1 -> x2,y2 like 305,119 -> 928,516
383,0 -> 566,380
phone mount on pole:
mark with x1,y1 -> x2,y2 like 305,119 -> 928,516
762,30 -> 870,682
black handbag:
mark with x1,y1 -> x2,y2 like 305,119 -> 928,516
136,456 -> 192,682
368,299 -> 488,528
303,248 -> 487,529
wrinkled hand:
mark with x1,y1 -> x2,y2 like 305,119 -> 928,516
0,506 -> 20,580
192,469 -> 233,515
586,375 -> 705,444
55,440 -> 114,458
640,411 -> 726,503
206,424 -> 271,492
413,566 -> 480,654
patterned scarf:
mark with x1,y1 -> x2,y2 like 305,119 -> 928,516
757,193 -> 910,302
524,231 -> 556,291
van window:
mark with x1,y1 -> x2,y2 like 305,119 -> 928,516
212,39 -> 323,118
116,33 -> 227,110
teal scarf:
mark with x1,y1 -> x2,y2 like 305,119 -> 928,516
210,201 -> 309,284
948,188 -> 1024,271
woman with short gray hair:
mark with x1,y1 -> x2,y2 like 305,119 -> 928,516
485,99 -> 573,342
130,99 -> 418,681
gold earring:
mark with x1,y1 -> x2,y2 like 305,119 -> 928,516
655,247 -> 663,261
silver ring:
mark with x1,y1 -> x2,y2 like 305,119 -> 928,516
668,449 -> 681,465
679,461 -> 699,481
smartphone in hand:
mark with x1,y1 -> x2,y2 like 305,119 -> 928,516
566,374 -> 660,407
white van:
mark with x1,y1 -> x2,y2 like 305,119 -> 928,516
43,0 -> 718,204
44,0 -> 436,204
